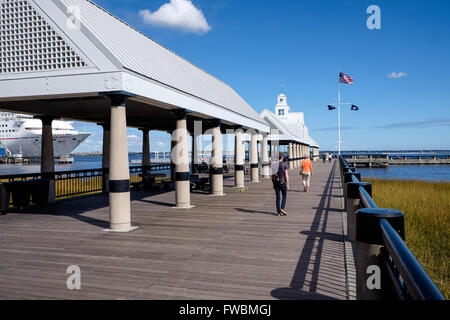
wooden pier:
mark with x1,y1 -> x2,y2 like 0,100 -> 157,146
0,162 -> 354,300
346,155 -> 450,168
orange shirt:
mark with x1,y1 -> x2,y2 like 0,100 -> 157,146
301,159 -> 312,173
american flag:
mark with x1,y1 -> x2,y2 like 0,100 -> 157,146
339,72 -> 354,85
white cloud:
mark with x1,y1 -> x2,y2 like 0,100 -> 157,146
139,0 -> 211,35
387,72 -> 408,79
127,134 -> 139,140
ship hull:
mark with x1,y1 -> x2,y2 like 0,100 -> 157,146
2,133 -> 90,158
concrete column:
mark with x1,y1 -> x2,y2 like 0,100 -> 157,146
299,144 -> 303,166
108,96 -> 135,232
234,128 -> 245,188
100,123 -> 110,193
40,116 -> 55,203
210,121 -> 224,196
292,143 -> 296,169
288,143 -> 293,169
141,128 -> 152,185
173,111 -> 194,208
293,144 -> 297,168
250,130 -> 259,183
262,133 -> 270,178
314,147 -> 319,161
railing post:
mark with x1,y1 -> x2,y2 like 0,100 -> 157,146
346,181 -> 371,241
355,208 -> 405,300
342,168 -> 357,207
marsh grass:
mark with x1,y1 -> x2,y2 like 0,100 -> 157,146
364,178 -> 449,299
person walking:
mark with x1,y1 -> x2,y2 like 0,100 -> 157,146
300,156 -> 313,192
322,152 -> 327,164
271,152 -> 289,216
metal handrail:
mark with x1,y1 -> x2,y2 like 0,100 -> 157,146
339,156 -> 445,300
380,219 -> 444,300
0,164 -> 173,201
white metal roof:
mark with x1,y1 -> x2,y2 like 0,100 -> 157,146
260,108 -> 319,147
0,0 -> 269,132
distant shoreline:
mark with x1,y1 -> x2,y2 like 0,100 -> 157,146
68,150 -> 450,157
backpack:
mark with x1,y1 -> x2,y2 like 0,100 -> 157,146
271,161 -> 282,184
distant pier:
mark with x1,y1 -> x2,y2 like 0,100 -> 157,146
342,153 -> 450,167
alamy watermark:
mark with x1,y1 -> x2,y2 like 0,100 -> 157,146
67,5 -> 81,31
366,5 -> 381,30
66,265 -> 81,290
366,265 -> 381,290
170,120 -> 281,168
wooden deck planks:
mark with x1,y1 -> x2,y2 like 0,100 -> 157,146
0,160 -> 349,300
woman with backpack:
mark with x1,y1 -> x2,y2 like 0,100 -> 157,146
300,156 -> 313,192
271,153 -> 289,216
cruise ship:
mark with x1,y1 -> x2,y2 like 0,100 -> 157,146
0,112 -> 90,158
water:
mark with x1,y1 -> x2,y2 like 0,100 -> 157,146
0,154 -> 171,176
2,154 -> 450,182
358,165 -> 450,182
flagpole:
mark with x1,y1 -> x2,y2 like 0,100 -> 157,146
338,68 -> 341,156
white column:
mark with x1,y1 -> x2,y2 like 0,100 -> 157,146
250,130 -> 259,183
314,147 -> 320,161
262,133 -> 270,178
234,128 -> 245,188
40,116 -> 55,203
294,144 -> 299,168
297,144 -> 301,167
108,96 -> 135,232
288,143 -> 293,169
173,111 -> 194,208
210,121 -> 224,196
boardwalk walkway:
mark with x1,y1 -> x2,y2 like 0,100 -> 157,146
0,161 -> 354,300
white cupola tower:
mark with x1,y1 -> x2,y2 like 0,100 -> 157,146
275,93 -> 290,117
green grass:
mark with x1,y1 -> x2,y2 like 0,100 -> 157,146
364,178 -> 449,299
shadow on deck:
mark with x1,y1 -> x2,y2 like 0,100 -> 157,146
0,162 -> 349,300
271,162 -> 346,300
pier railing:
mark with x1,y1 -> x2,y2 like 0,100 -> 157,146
339,156 -> 445,300
342,152 -> 450,167
0,164 -> 171,202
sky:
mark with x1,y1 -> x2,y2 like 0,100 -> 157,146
73,0 -> 450,153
